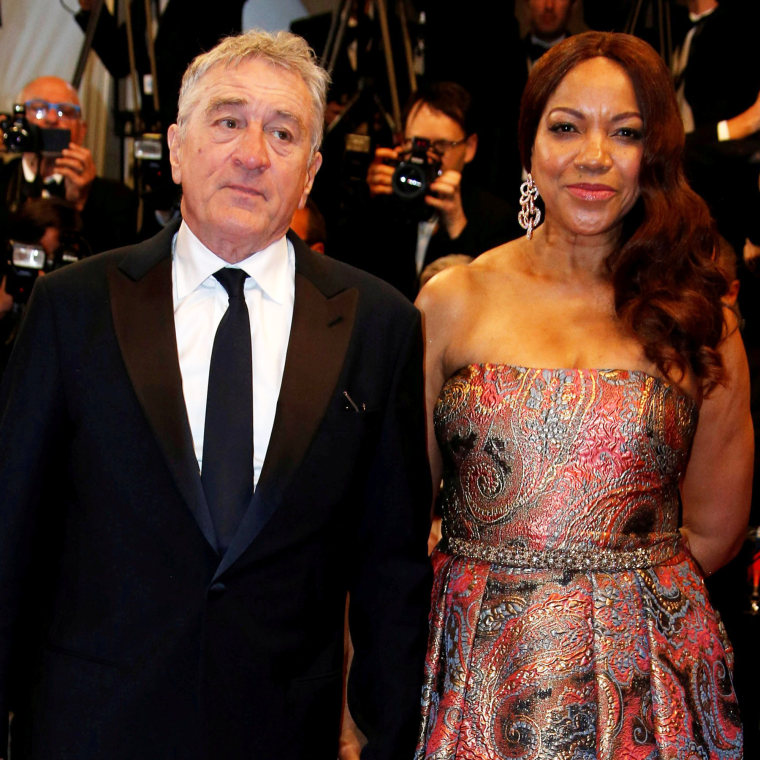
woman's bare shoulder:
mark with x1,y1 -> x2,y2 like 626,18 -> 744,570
416,258 -> 477,314
471,238 -> 524,270
417,241 -> 523,320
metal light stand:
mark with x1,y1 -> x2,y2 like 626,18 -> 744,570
624,0 -> 673,63
72,0 -> 106,88
321,0 -> 418,137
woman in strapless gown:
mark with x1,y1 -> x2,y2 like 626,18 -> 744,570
414,33 -> 752,760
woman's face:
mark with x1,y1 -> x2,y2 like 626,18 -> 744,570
530,56 -> 644,240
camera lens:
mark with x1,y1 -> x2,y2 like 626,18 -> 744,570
392,163 -> 428,201
4,124 -> 33,153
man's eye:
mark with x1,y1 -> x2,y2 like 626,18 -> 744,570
270,128 -> 292,142
216,118 -> 239,129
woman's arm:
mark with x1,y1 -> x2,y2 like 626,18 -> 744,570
415,267 -> 469,551
680,311 -> 754,576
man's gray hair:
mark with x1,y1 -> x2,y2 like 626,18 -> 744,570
176,29 -> 330,157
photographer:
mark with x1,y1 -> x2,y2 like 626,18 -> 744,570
0,197 -> 85,376
0,76 -> 137,255
336,82 -> 519,300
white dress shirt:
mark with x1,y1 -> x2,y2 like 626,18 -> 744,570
22,154 -> 64,192
172,221 -> 295,490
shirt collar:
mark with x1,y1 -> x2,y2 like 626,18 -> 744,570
530,32 -> 567,50
21,154 -> 62,185
173,220 -> 293,305
689,6 -> 716,23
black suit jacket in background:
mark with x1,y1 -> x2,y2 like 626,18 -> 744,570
0,156 -> 138,254
0,220 -> 432,760
335,182 -> 520,301
673,4 -> 760,257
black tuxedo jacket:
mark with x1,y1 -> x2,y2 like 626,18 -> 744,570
0,220 -> 432,760
678,4 -> 760,141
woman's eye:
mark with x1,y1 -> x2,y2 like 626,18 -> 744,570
615,126 -> 643,140
549,122 -> 576,134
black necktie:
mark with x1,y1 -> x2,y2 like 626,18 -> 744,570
201,267 -> 253,552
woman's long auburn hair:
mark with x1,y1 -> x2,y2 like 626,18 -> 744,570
518,31 -> 727,394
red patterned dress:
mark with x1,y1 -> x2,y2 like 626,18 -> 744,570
417,364 -> 742,760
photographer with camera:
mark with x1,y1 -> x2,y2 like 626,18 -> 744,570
337,82 -> 518,300
0,196 -> 86,376
0,76 -> 137,255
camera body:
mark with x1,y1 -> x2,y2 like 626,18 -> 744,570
3,236 -> 83,305
4,242 -> 46,304
391,137 -> 442,201
1,103 -> 71,156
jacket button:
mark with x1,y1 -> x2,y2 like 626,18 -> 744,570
209,582 -> 226,596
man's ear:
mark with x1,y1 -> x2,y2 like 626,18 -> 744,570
299,151 -> 323,209
167,124 -> 182,185
464,133 -> 478,165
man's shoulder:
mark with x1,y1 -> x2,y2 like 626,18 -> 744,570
43,224 -> 172,290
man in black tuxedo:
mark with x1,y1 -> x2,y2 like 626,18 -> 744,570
521,0 -> 577,69
0,29 -> 431,760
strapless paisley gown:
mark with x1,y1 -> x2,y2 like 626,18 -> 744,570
417,364 -> 742,760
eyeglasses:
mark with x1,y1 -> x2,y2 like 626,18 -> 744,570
24,100 -> 82,121
401,137 -> 467,155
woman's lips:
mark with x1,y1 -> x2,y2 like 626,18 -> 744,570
567,183 -> 616,201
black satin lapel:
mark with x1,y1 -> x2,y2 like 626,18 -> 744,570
108,257 -> 217,551
213,273 -> 358,579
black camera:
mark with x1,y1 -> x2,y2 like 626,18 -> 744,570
3,236 -> 83,305
391,137 -> 442,201
1,104 -> 71,156
2,198 -> 87,305
4,241 -> 46,305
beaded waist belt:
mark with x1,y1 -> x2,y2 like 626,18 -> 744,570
441,535 -> 682,572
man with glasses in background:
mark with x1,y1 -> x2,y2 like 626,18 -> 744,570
0,76 -> 137,255
335,82 -> 518,300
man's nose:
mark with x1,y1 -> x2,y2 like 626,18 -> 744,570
235,126 -> 271,171
42,106 -> 60,126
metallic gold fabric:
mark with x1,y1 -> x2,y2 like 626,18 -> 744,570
417,364 -> 742,760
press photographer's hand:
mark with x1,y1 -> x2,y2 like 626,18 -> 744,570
426,169 -> 467,239
366,146 -> 399,197
55,143 -> 96,211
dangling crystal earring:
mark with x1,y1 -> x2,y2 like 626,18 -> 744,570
518,174 -> 542,240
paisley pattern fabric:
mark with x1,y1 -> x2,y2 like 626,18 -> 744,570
417,364 -> 742,760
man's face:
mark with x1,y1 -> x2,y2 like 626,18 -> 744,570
403,103 -> 476,174
19,76 -> 86,146
168,58 -> 322,262
528,0 -> 574,41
